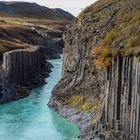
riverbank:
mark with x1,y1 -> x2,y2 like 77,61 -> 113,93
49,99 -> 97,139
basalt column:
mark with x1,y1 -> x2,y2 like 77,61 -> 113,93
100,56 -> 140,140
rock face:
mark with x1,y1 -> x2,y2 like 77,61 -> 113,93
41,32 -> 64,60
0,76 -> 18,104
0,47 -> 52,104
48,6 -> 105,140
2,48 -> 45,86
49,0 -> 140,139
99,56 -> 140,139
49,23 -> 104,140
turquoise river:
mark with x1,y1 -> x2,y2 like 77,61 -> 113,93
0,58 -> 80,140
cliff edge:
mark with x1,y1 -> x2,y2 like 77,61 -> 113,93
49,0 -> 140,139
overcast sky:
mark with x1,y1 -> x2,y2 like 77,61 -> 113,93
4,0 -> 97,16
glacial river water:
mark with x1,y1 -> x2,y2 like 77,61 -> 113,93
0,58 -> 80,140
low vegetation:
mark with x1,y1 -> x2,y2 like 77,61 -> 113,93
0,16 -> 67,54
92,31 -> 118,70
66,95 -> 101,113
74,1 -> 140,69
92,11 -> 140,70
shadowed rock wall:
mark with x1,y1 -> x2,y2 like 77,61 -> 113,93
0,47 -> 49,104
2,48 -> 45,86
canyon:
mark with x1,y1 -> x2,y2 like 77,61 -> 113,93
0,0 -> 140,140
0,2 -> 81,140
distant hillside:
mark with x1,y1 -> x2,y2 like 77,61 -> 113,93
0,1 -> 75,21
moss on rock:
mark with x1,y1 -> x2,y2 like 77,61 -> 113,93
67,95 -> 101,113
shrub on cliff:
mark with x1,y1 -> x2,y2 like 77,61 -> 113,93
92,31 -> 118,69
92,43 -> 112,69
125,37 -> 137,49
105,31 -> 117,45
92,27 -> 140,69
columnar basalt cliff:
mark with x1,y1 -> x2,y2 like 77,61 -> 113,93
99,56 -> 140,139
0,47 -> 52,104
2,48 -> 45,86
49,0 -> 140,139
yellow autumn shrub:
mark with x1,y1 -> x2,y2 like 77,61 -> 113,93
92,31 -> 120,70
92,43 -> 111,69
105,31 -> 117,45
125,37 -> 136,49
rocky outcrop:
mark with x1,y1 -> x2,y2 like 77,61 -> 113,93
42,37 -> 64,60
2,49 -> 42,85
2,48 -> 45,86
49,0 -> 140,139
0,47 -> 53,104
32,27 -> 65,59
